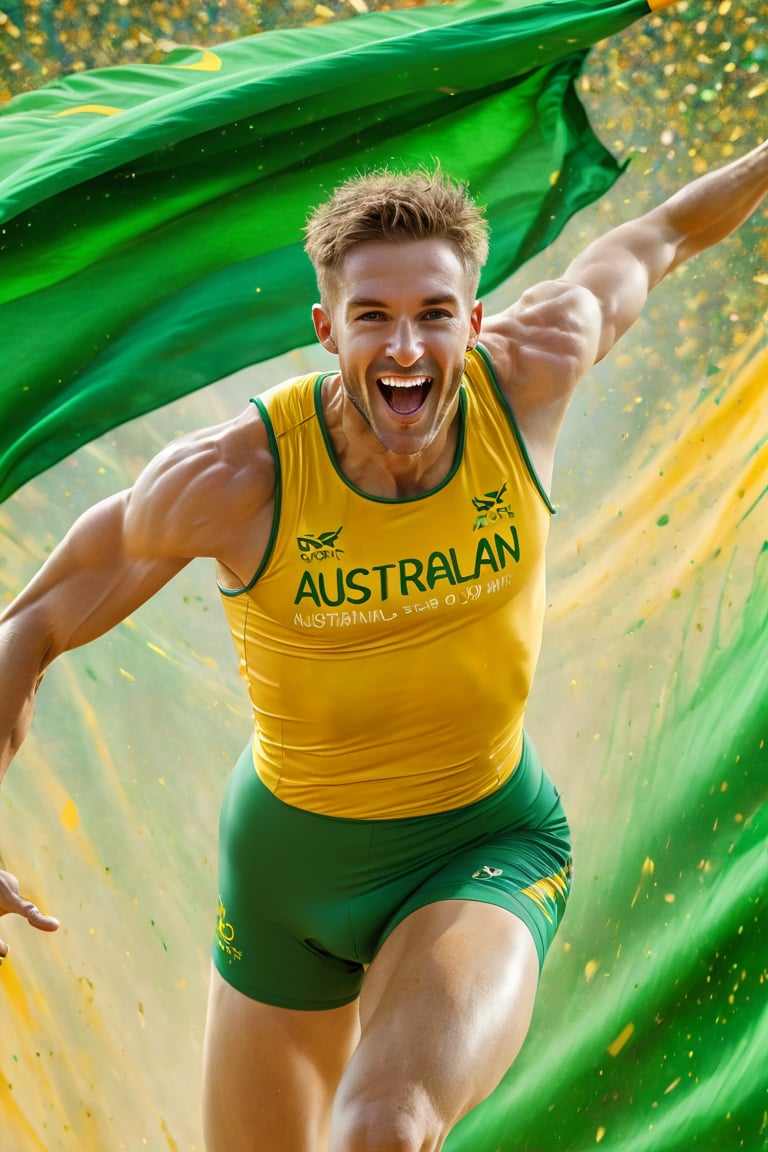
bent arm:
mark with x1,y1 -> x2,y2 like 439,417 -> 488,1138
0,490 -> 188,782
563,139 -> 768,361
0,405 -> 272,955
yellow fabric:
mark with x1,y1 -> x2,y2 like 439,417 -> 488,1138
220,347 -> 553,817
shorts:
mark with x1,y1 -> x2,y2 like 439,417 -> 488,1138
213,735 -> 572,1009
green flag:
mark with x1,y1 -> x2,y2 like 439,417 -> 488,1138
0,0 -> 662,501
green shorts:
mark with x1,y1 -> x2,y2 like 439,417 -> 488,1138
213,736 -> 572,1009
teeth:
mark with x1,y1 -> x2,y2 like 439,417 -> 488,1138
378,376 -> 430,388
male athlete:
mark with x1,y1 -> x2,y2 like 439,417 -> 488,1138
1,140 -> 766,1151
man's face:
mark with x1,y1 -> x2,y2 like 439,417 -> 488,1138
312,237 -> 482,458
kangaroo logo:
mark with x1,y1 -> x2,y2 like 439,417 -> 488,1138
297,527 -> 344,552
472,481 -> 508,513
472,482 -> 514,530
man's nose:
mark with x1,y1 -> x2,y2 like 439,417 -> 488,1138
386,319 -> 423,365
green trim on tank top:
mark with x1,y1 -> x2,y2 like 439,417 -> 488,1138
474,344 -> 556,516
216,345 -> 552,596
217,394 -> 282,597
314,372 -> 467,504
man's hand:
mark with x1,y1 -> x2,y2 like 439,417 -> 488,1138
0,868 -> 59,958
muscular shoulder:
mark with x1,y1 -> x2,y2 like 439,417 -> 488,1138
481,279 -> 602,397
476,281 -> 603,492
125,403 -> 274,563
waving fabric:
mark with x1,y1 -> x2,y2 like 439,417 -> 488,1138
0,0 -> 659,500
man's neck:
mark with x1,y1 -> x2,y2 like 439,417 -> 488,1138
321,374 -> 460,498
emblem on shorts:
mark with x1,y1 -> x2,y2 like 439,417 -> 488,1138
216,899 -> 243,964
473,865 -> 504,880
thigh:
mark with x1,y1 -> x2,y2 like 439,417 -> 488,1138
215,745 -> 370,1009
203,964 -> 360,1152
329,900 -> 540,1150
374,735 -> 573,970
378,812 -> 572,970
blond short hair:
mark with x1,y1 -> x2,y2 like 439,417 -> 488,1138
304,167 -> 489,304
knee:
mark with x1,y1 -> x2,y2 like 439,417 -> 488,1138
330,1089 -> 445,1152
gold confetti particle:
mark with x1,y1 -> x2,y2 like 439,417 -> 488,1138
585,959 -> 601,982
608,1021 -> 635,1056
61,797 -> 80,833
147,641 -> 172,659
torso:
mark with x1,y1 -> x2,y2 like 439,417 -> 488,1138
218,347 -> 555,818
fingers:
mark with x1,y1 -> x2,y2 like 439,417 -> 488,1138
0,870 -> 59,960
24,904 -> 60,933
0,906 -> 61,963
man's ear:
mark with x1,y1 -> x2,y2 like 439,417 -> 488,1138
312,304 -> 337,353
467,300 -> 483,349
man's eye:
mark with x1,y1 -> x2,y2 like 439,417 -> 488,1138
423,309 -> 450,320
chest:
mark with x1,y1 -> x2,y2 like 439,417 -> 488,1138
265,412 -> 548,639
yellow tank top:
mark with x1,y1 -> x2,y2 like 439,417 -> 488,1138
220,346 -> 553,818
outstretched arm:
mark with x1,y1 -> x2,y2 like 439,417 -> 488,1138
481,137 -> 767,497
0,492 -> 188,955
0,491 -> 188,784
0,402 -> 273,786
0,403 -> 273,958
563,138 -> 768,363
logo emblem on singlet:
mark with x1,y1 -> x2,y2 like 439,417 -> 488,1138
471,481 -> 515,531
472,481 -> 508,513
297,526 -> 345,562
473,865 -> 504,880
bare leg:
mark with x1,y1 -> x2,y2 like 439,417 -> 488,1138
203,964 -> 360,1152
329,900 -> 540,1151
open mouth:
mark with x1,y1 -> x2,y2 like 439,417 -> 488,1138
377,375 -> 433,417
